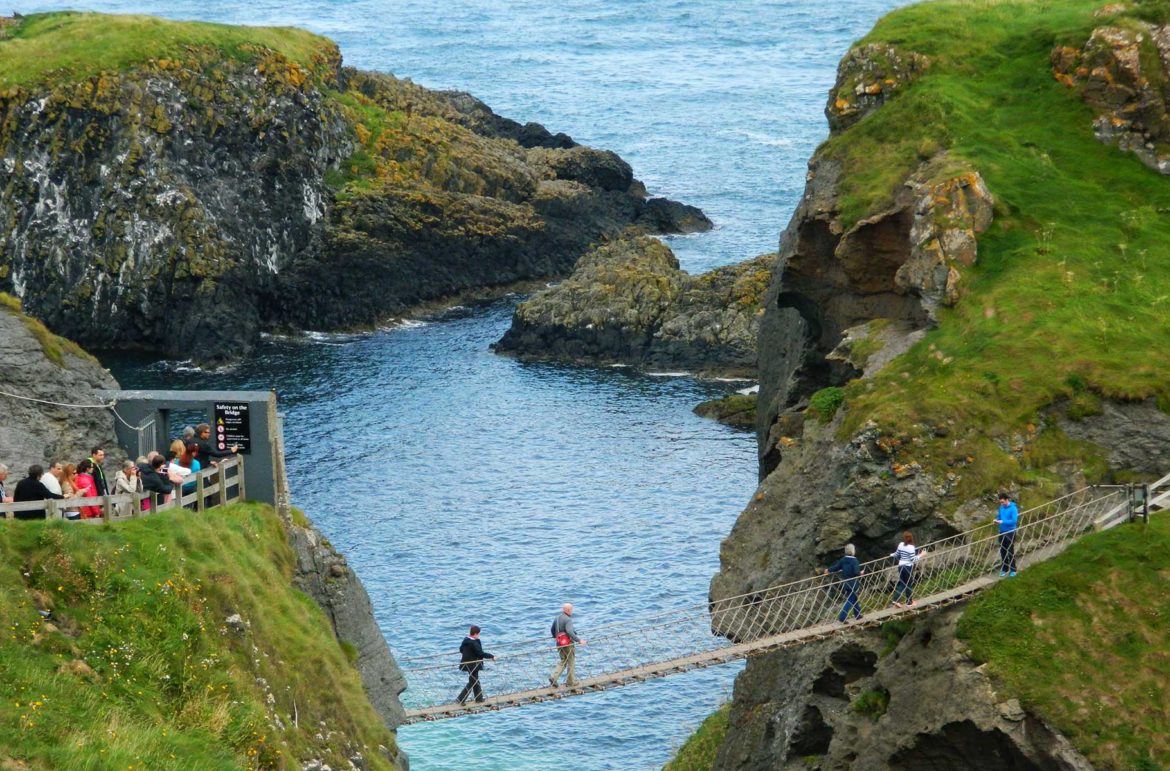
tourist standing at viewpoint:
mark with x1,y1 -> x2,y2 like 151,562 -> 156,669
890,531 -> 925,608
995,492 -> 1019,577
195,423 -> 238,467
549,602 -> 586,688
825,544 -> 865,623
74,459 -> 101,519
13,465 -> 63,519
456,625 -> 495,704
39,462 -> 64,498
87,447 -> 109,496
140,455 -> 176,510
114,460 -> 142,517
60,463 -> 82,520
0,463 -> 10,504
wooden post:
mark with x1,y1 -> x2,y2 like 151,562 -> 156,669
195,472 -> 205,513
132,491 -> 143,518
236,457 -> 246,502
102,495 -> 113,524
45,499 -> 58,521
217,462 -> 228,507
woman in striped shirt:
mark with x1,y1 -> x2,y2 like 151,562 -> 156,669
890,531 -> 925,608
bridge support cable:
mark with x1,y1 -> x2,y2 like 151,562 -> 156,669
400,485 -> 1132,722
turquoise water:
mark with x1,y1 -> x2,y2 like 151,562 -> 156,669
46,0 -> 910,766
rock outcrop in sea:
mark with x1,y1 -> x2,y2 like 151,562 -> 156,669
0,13 -> 708,364
494,235 -> 771,377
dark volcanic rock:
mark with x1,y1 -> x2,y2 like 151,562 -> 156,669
289,521 -> 409,750
715,608 -> 1093,771
494,236 -> 771,376
693,392 -> 757,430
0,21 -> 707,364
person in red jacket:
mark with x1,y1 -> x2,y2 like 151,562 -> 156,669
75,459 -> 102,519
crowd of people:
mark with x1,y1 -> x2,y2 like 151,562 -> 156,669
0,424 -> 240,520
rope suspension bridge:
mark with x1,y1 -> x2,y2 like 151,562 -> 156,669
400,475 -> 1170,723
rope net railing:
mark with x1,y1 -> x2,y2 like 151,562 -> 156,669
400,485 -> 1129,720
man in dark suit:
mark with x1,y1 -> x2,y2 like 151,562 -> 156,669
457,625 -> 495,704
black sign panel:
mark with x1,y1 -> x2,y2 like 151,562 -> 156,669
213,402 -> 252,455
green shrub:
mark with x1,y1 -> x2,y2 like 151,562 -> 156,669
851,688 -> 890,719
808,387 -> 845,424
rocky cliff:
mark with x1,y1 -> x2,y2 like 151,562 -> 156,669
0,292 -> 119,468
0,12 -> 707,364
705,0 -> 1170,767
0,297 -> 409,768
494,236 -> 771,376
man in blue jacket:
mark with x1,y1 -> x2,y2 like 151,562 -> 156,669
457,625 -> 495,704
995,492 -> 1020,577
824,544 -> 865,623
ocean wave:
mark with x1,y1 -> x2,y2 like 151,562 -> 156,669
646,371 -> 691,378
737,384 -> 760,395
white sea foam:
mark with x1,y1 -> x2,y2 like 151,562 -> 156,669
646,371 -> 691,378
737,384 -> 760,395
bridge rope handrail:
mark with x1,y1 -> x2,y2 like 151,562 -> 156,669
394,484 -> 1124,665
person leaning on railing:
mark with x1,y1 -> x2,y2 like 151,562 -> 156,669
138,455 -> 176,511
12,464 -> 64,519
194,423 -> 238,467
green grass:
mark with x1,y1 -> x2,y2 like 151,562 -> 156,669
0,503 -> 398,769
957,516 -> 1170,768
0,12 -> 333,89
812,0 -> 1170,500
664,704 -> 730,771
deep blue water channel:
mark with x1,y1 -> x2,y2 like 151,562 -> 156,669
33,0 -> 909,765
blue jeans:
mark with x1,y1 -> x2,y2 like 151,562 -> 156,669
892,565 -> 914,603
838,579 -> 861,621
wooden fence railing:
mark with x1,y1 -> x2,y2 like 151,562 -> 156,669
0,455 -> 246,523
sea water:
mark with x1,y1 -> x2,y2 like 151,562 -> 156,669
34,0 -> 910,766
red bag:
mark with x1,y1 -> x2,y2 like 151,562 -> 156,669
555,632 -> 572,647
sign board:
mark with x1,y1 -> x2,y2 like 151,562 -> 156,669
213,402 -> 252,455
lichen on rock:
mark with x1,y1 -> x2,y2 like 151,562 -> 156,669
1052,20 -> 1170,173
826,43 -> 930,132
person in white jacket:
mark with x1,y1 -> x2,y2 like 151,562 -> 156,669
890,531 -> 927,608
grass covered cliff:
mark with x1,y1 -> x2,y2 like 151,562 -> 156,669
0,503 -> 402,769
706,0 -> 1170,767
0,12 -> 706,363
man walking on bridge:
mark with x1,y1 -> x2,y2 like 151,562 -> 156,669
457,625 -> 494,704
825,544 -> 865,623
996,492 -> 1019,577
549,603 -> 586,688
